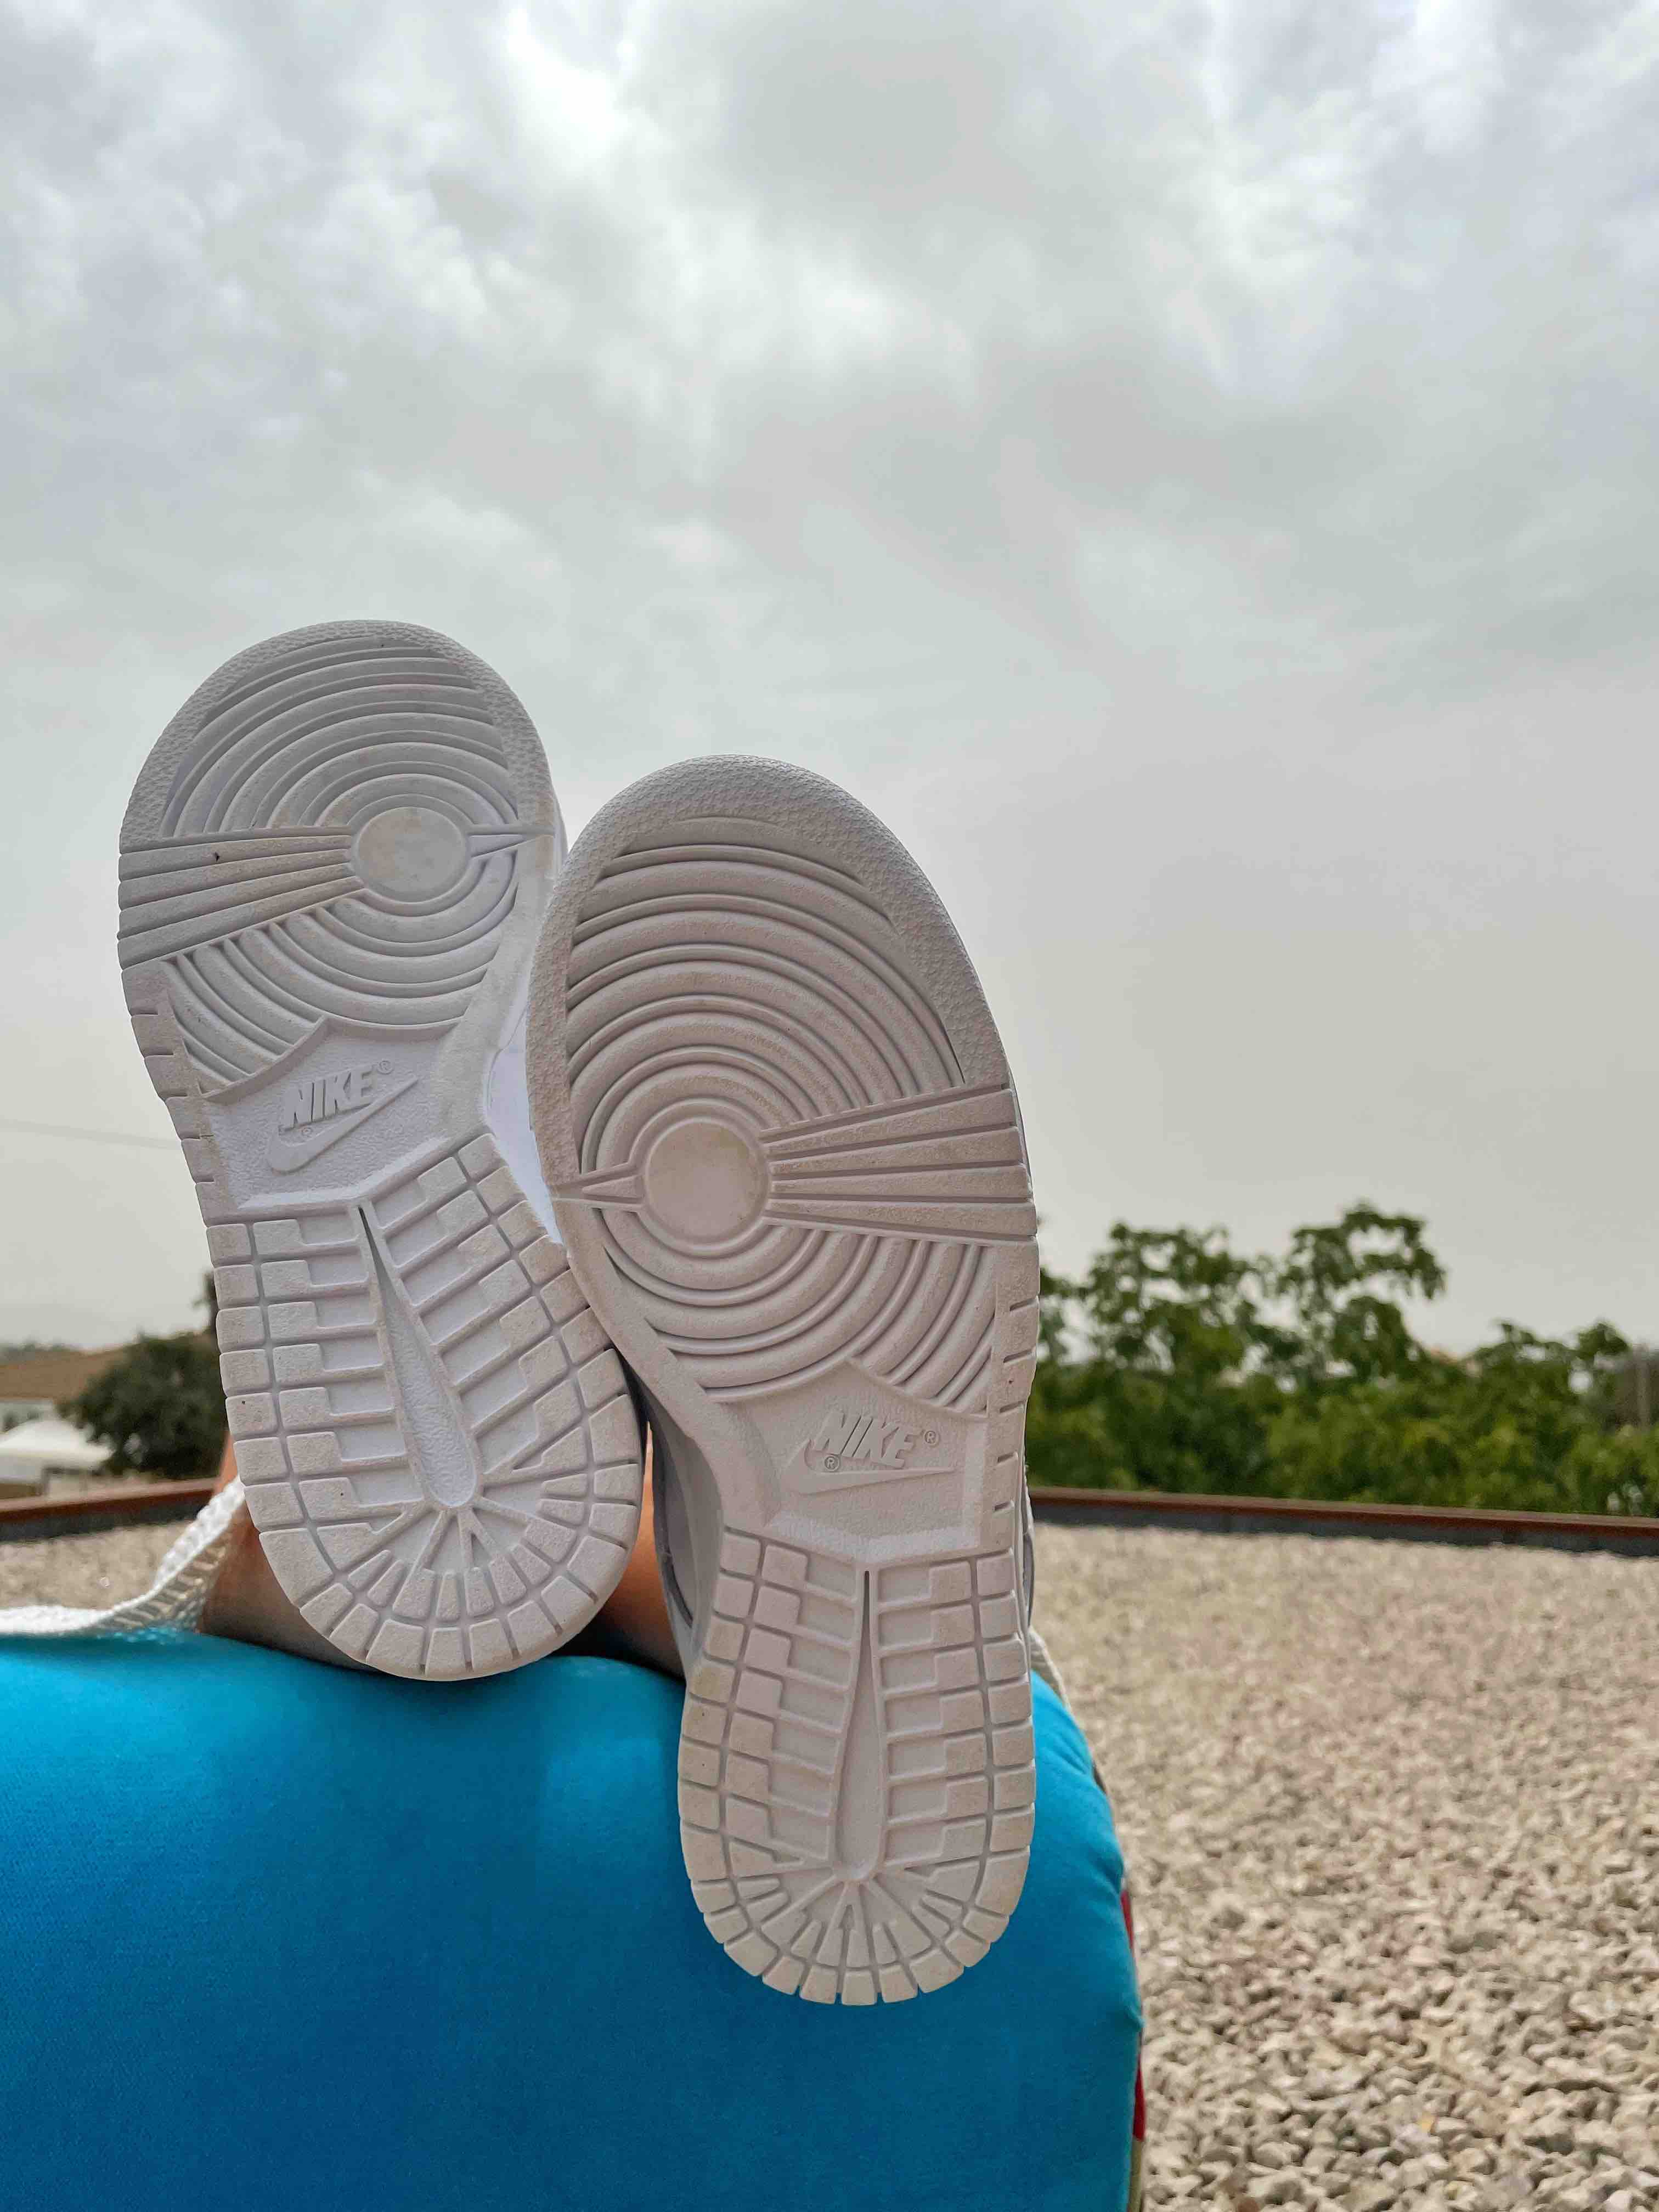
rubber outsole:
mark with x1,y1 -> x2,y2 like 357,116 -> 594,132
528,758 -> 1040,2001
120,621 -> 642,1679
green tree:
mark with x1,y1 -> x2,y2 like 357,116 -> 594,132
1030,1223 -> 1285,1494
1026,1264 -> 1138,1487
62,1331 -> 225,1481
1266,1206 -> 1446,1389
1025,1203 -> 1654,1517
1262,1323 -> 1646,1514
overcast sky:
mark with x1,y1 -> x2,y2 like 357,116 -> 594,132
4,0 -> 1659,1353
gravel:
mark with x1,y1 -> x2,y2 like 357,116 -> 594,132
1032,1522 -> 1659,2211
0,1521 -> 181,1611
6,1514 -> 1656,2207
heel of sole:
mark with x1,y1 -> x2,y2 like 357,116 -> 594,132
677,1530 -> 1034,2004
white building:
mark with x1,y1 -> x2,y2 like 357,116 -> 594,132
0,1414 -> 111,1498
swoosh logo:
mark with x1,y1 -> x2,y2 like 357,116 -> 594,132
785,1443 -> 955,1495
266,1075 -> 418,1172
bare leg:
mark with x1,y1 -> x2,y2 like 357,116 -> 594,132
199,1434 -> 682,1680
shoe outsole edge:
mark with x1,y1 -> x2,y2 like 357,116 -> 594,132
528,756 -> 1039,2000
120,620 -> 642,1679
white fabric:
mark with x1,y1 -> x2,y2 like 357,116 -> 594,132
0,1479 -> 245,1638
1026,1622 -> 1069,1706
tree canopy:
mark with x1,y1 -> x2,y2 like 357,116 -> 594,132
61,1330 -> 224,1482
1028,1203 -> 1659,1517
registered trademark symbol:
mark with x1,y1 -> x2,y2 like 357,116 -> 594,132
822,1455 -> 841,1472
377,1059 -> 392,1074
923,1428 -> 940,1446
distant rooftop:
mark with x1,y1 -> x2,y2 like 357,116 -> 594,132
0,1347 -> 122,1409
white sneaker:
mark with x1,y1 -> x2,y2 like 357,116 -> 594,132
117,621 -> 642,1678
526,758 -> 1041,2001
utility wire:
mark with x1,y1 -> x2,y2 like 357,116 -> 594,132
0,1115 -> 177,1154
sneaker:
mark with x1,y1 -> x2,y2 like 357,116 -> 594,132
526,758 -> 1040,2001
119,621 -> 642,1678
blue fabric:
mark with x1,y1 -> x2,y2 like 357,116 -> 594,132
0,1636 -> 1139,2212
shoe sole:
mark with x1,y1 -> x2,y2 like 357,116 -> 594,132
528,758 -> 1039,2001
120,620 -> 642,1678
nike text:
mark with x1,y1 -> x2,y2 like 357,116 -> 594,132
278,1063 -> 389,1136
805,1406 -> 934,1474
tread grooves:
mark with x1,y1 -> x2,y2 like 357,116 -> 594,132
215,1131 -> 641,1678
678,1532 -> 1034,2006
123,625 -> 643,1679
545,770 -> 1042,2003
557,842 -> 1029,1400
125,631 -> 538,1087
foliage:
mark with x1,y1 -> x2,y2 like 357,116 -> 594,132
1028,1204 -> 1659,1517
61,1330 -> 225,1481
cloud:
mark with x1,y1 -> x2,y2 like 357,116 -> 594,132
4,0 -> 1659,1347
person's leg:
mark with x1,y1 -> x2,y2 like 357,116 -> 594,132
199,1435 -> 681,1679
196,1439 -> 371,1669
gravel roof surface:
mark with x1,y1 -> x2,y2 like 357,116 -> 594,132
5,1515 -> 1656,2208
0,1521 -> 179,1610
1032,1521 -> 1659,2212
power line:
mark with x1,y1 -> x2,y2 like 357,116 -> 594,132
0,1115 -> 177,1154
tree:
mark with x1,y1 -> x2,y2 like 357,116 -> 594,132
1026,1263 -> 1139,1488
1031,1223 -> 1286,1495
1025,1202 -> 1655,1516
1266,1206 -> 1446,1389
62,1331 -> 225,1481
1262,1320 -> 1654,1515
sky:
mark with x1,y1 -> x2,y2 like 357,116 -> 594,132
4,0 -> 1659,1354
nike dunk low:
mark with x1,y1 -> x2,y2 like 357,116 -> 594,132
120,621 -> 642,1677
527,758 -> 1041,2001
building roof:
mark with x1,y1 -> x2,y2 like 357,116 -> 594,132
0,1414 -> 110,1470
0,1346 -> 123,1407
